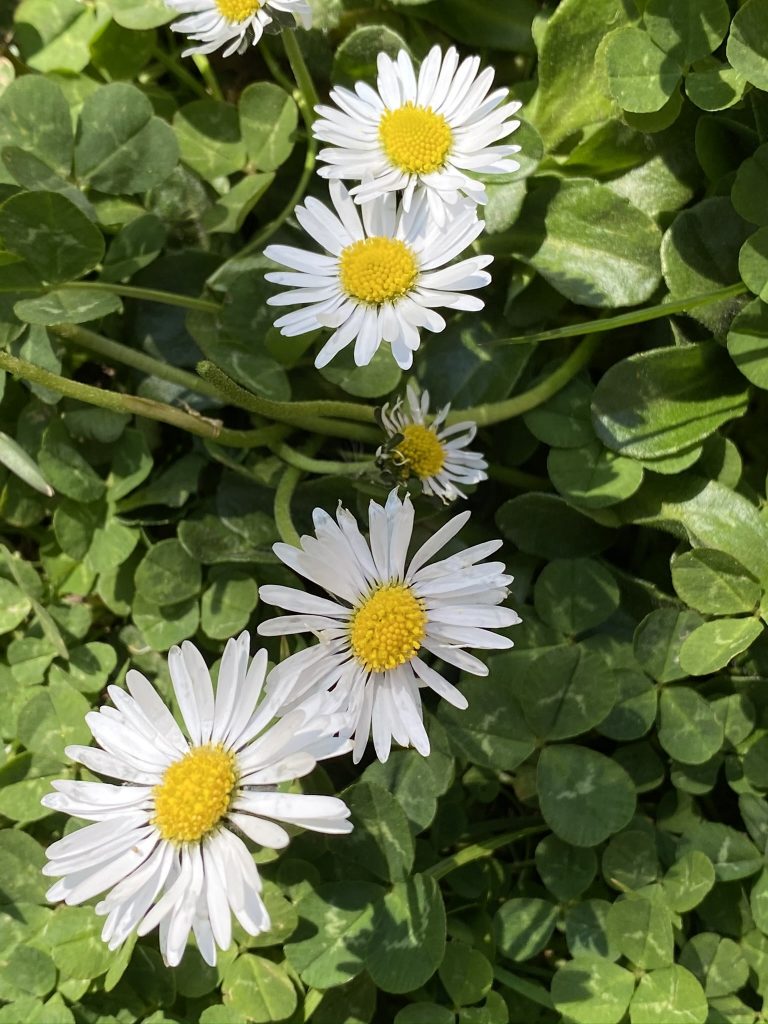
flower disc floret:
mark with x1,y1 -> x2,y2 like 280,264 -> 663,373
215,0 -> 260,19
350,583 -> 427,672
379,386 -> 488,502
259,490 -> 521,763
395,424 -> 446,480
339,237 -> 418,305
379,103 -> 453,175
154,745 -> 236,844
41,633 -> 352,968
166,0 -> 311,60
312,46 -> 522,222
264,183 -> 492,370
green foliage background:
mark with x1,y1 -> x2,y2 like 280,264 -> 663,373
2,0 -> 768,1021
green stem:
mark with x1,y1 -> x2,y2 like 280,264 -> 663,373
274,465 -> 302,546
495,282 -> 747,346
449,335 -> 600,427
282,28 -> 319,118
151,45 -> 208,99
53,324 -> 379,439
204,433 -> 291,480
220,34 -> 318,269
0,351 -> 273,449
273,435 -> 323,546
488,464 -> 553,491
230,130 -> 317,260
191,53 -> 223,101
50,323 -> 223,402
196,360 -> 377,428
424,823 -> 547,881
302,991 -> 324,1021
261,38 -> 295,95
494,966 -> 554,1010
61,280 -> 221,316
273,442 -> 376,476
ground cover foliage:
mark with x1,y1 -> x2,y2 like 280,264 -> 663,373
1,0 -> 768,1021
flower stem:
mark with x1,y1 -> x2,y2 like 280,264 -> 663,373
196,360 -> 378,431
228,129 -> 316,261
191,53 -> 223,101
282,28 -> 319,119
494,966 -> 554,1010
0,351 -> 272,448
424,823 -> 547,881
218,33 -> 319,271
60,280 -> 221,315
50,323 -> 223,402
301,991 -> 324,1021
274,436 -> 324,545
495,282 -> 747,346
488,464 -> 553,491
204,434 -> 291,479
151,45 -> 208,99
450,335 -> 600,427
274,465 -> 302,546
261,37 -> 296,95
273,441 -> 375,476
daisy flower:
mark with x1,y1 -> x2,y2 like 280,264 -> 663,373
166,0 -> 311,59
258,489 -> 520,763
264,181 -> 492,370
41,632 -> 351,968
313,45 -> 522,223
379,384 -> 488,503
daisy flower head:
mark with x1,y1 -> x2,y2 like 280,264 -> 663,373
379,383 -> 488,503
42,632 -> 352,968
264,181 -> 492,370
166,0 -> 312,59
313,45 -> 522,224
258,489 -> 520,763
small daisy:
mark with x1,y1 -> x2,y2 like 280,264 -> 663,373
258,489 -> 520,763
42,632 -> 351,968
379,384 -> 488,503
313,45 -> 522,224
166,0 -> 311,59
264,181 -> 492,370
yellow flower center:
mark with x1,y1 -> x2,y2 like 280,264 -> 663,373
395,423 -> 446,480
153,745 -> 236,844
215,0 -> 260,21
379,103 -> 453,175
339,237 -> 418,305
350,583 -> 427,673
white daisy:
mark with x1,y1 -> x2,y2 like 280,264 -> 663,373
264,181 -> 492,370
41,632 -> 351,968
258,489 -> 520,763
166,0 -> 311,59
313,45 -> 522,224
379,383 -> 488,503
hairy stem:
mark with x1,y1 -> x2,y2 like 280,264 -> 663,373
196,360 -> 378,429
450,336 -> 600,427
151,45 -> 208,99
61,280 -> 221,315
494,966 -> 554,1010
424,823 -> 547,881
273,441 -> 376,475
219,32 -> 319,269
489,464 -> 553,491
274,465 -> 302,546
0,351 -> 273,448
51,323 -> 223,402
495,282 -> 748,346
282,28 -> 319,118
191,53 -> 223,101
